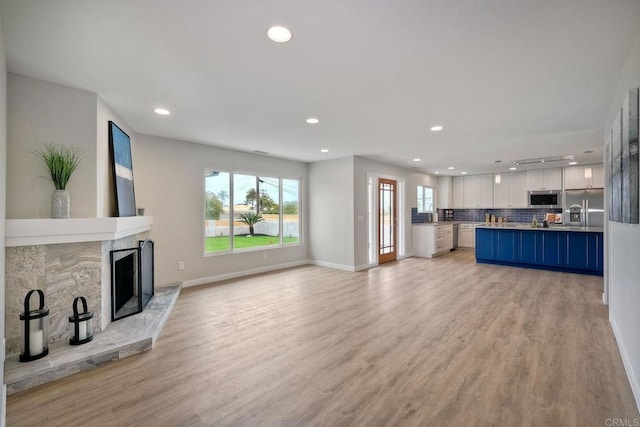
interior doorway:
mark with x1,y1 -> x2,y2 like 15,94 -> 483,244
378,178 -> 397,264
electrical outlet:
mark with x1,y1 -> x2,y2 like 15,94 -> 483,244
178,261 -> 185,270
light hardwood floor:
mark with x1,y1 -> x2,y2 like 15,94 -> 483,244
7,250 -> 639,426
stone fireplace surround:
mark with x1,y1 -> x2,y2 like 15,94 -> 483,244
5,216 -> 154,355
3,216 -> 181,393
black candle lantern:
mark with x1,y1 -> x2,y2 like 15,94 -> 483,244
69,296 -> 94,345
19,290 -> 50,362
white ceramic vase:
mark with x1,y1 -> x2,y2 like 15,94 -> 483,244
51,189 -> 70,219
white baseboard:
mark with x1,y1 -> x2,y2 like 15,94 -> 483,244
610,313 -> 640,413
182,254 -> 417,288
1,338 -> 4,427
307,260 -> 356,272
182,259 -> 311,287
1,384 -> 5,427
355,263 -> 374,271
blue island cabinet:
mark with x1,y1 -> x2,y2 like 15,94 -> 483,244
475,227 -> 603,276
565,232 -> 602,273
539,231 -> 564,268
475,228 -> 495,260
496,229 -> 519,262
475,228 -> 519,262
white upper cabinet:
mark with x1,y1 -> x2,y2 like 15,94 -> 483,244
478,174 -> 494,207
493,175 -> 509,208
452,176 -> 464,208
463,174 -> 493,208
592,164 -> 605,188
494,172 -> 528,208
437,176 -> 452,209
564,164 -> 604,189
510,172 -> 529,207
527,168 -> 562,191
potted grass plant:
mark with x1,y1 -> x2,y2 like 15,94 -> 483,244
36,143 -> 81,218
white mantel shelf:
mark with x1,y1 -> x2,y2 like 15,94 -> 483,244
5,216 -> 153,247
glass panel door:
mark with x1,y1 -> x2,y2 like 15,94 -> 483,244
379,178 -> 397,264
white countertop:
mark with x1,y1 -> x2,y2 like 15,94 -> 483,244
475,223 -> 603,233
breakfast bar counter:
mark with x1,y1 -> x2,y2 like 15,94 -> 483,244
475,223 -> 603,232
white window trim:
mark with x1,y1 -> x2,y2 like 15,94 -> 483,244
203,168 -> 303,256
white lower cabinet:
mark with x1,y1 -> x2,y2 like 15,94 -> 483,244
457,224 -> 476,248
412,224 -> 454,258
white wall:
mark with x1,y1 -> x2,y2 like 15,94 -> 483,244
96,98 -> 136,217
0,5 -> 7,424
134,133 -> 309,285
605,28 -> 640,411
308,156 -> 437,270
308,157 -> 355,270
353,156 -> 437,268
7,74 -> 98,218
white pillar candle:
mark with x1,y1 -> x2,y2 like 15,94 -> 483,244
78,322 -> 87,340
29,329 -> 44,355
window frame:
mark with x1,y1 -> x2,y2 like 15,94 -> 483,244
203,167 -> 302,256
417,185 -> 435,213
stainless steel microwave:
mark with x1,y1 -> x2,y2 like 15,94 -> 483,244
529,191 -> 562,208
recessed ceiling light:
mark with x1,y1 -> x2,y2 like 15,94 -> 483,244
320,149 -> 329,153
306,118 -> 319,124
430,125 -> 444,132
569,161 -> 577,165
267,26 -> 292,43
413,158 -> 421,162
448,166 -> 455,170
154,108 -> 170,115
509,167 -> 517,170
434,171 -> 440,174
461,171 -> 468,175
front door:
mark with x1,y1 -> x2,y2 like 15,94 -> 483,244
378,178 -> 397,264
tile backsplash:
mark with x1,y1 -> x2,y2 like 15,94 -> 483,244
411,208 -> 433,223
411,207 -> 562,224
438,208 -> 562,223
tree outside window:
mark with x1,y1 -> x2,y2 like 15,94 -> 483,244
205,171 -> 300,253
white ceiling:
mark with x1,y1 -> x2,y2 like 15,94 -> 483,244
3,0 -> 640,175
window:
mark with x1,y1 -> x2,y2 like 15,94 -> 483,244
282,178 -> 300,244
205,169 -> 300,254
417,186 -> 434,213
205,171 -> 231,252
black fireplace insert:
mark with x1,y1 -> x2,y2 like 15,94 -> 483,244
110,240 -> 154,321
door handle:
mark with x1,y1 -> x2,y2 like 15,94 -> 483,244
585,200 -> 589,227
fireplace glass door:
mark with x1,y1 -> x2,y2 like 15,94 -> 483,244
110,248 -> 141,321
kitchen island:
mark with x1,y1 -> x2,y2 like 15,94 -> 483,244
475,224 -> 603,276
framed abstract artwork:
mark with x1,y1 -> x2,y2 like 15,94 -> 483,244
611,109 -> 622,223
622,89 -> 639,224
109,121 -> 137,217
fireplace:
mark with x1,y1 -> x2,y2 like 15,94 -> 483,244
110,240 -> 154,321
140,239 -> 154,308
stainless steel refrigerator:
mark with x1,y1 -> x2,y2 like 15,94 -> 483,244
564,189 -> 604,227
